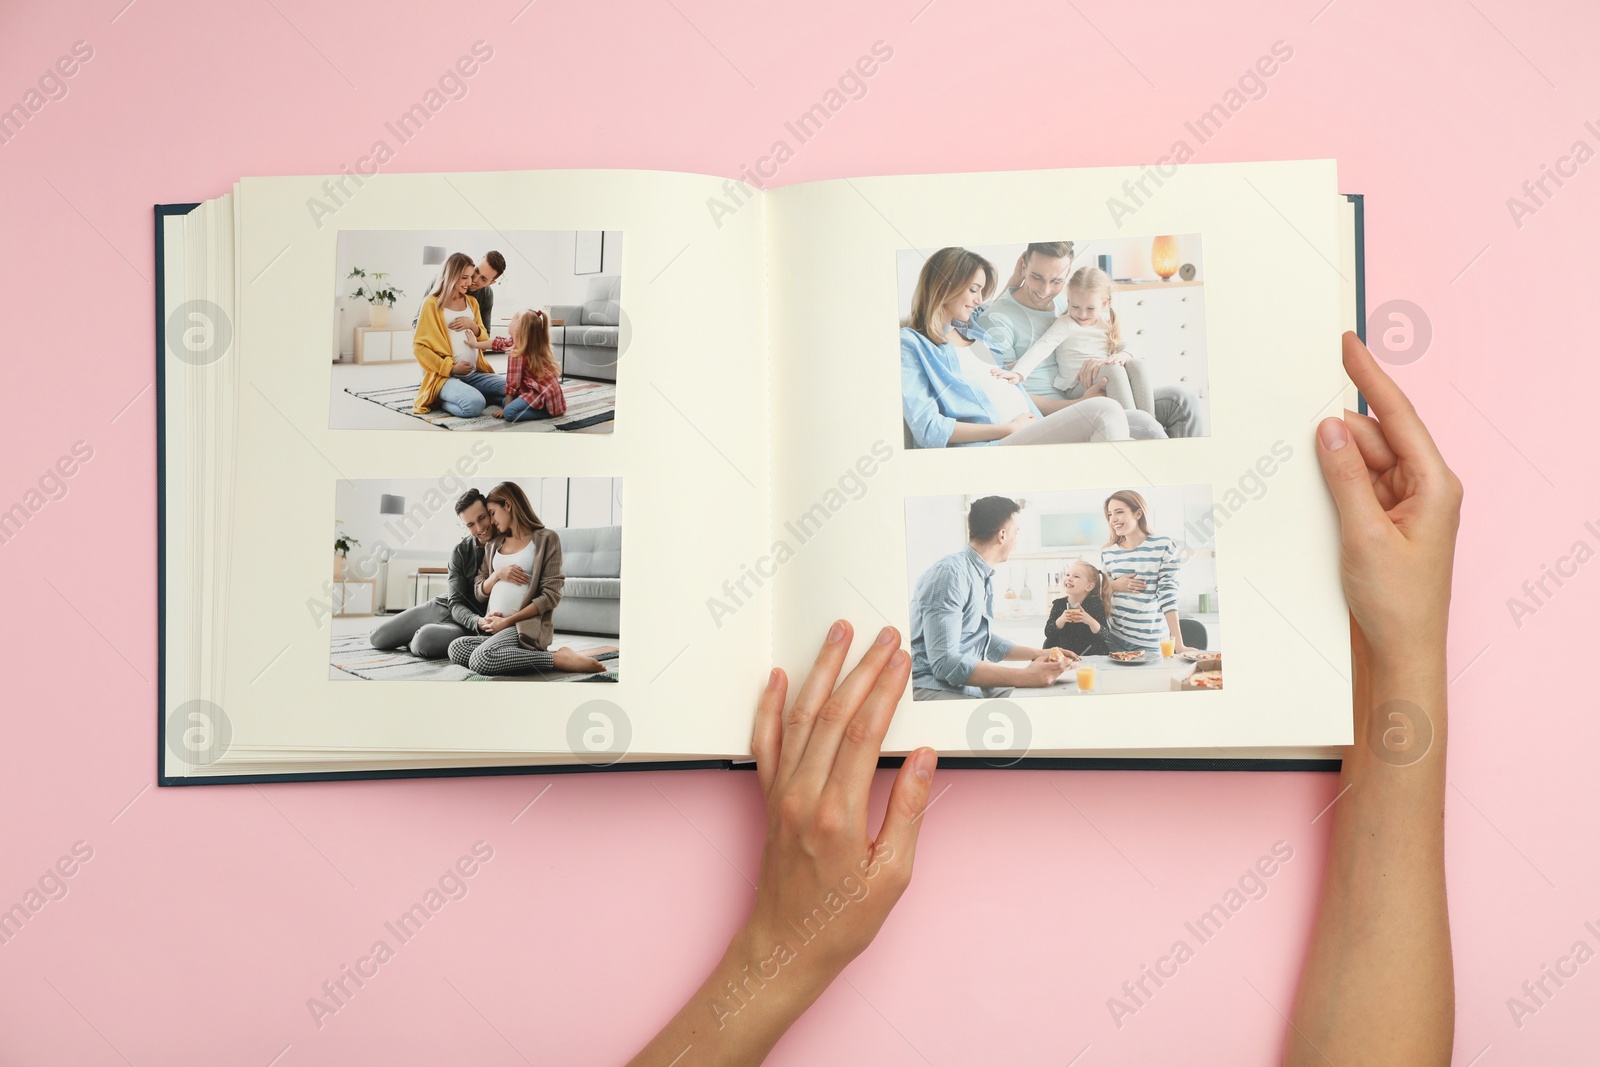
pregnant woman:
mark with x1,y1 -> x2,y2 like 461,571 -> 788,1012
900,247 -> 1166,448
1100,489 -> 1195,655
412,252 -> 507,418
446,481 -> 606,677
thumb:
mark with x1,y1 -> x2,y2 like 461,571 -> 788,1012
875,748 -> 938,869
1316,417 -> 1387,535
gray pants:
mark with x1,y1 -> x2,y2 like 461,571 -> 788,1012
369,599 -> 472,659
448,628 -> 557,676
1058,360 -> 1203,439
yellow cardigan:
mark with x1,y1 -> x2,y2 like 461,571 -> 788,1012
412,294 -> 494,413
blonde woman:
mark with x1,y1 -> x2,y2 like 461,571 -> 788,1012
446,481 -> 606,676
899,247 -> 1150,448
411,252 -> 506,418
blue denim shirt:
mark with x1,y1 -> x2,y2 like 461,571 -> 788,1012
900,322 -> 1044,449
910,546 -> 1018,697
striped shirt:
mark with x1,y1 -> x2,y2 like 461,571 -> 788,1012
1102,534 -> 1180,651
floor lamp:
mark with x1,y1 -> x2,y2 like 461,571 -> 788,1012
376,494 -> 406,613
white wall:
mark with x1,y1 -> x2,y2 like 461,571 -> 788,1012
333,229 -> 623,358
904,485 -> 1218,613
895,234 -> 1205,319
333,476 -> 622,575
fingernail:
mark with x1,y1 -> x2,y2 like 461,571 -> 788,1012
1317,418 -> 1349,451
767,668 -> 782,690
890,648 -> 908,668
913,748 -> 936,782
876,626 -> 896,646
827,621 -> 846,644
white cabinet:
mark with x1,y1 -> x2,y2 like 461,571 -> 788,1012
1119,281 -> 1208,400
353,327 -> 417,364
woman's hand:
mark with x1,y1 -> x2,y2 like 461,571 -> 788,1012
447,315 -> 476,333
1000,412 -> 1036,436
480,612 -> 512,635
990,366 -> 1022,383
493,564 -> 531,586
630,623 -> 936,1065
1077,359 -> 1109,388
451,358 -> 475,376
1315,332 -> 1463,661
1110,574 -> 1146,594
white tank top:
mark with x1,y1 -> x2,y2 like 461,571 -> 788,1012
487,540 -> 536,617
440,299 -> 477,361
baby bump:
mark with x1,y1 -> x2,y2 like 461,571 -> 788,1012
488,582 -> 529,617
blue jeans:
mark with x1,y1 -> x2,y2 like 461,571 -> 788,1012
503,397 -> 554,423
438,372 -> 506,418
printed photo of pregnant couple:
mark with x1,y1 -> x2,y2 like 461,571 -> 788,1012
328,476 -> 622,683
897,236 -> 1209,448
905,486 -> 1222,700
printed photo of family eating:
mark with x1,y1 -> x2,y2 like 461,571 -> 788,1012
905,487 -> 1222,700
897,236 -> 1210,448
328,476 -> 622,682
329,229 -> 622,433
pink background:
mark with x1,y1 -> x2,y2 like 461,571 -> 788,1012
2,0 -> 1596,1062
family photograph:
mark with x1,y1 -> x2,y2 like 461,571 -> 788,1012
905,486 -> 1221,700
329,229 -> 623,433
897,236 -> 1210,448
328,476 -> 622,682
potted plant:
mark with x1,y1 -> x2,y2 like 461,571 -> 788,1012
347,268 -> 404,328
334,522 -> 360,579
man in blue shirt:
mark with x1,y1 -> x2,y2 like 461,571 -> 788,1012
911,496 -> 1077,699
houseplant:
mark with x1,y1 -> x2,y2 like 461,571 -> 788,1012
334,522 -> 360,579
347,268 -> 404,328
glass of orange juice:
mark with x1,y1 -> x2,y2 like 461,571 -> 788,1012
1076,665 -> 1097,692
1160,638 -> 1176,658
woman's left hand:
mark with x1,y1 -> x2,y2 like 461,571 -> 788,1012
481,613 -> 512,634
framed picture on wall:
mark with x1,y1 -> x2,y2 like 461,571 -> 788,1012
575,230 -> 604,274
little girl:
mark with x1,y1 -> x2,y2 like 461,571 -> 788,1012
1002,267 -> 1153,416
494,309 -> 567,424
1043,559 -> 1111,657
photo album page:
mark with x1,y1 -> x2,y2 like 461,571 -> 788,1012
162,169 -> 778,780
765,161 -> 1357,760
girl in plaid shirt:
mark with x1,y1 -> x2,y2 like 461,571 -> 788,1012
495,309 -> 567,423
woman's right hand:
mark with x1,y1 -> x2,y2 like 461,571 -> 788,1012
1110,574 -> 1146,594
1002,413 -> 1036,436
1315,332 -> 1462,658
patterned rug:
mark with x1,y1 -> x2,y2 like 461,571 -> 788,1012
344,379 -> 616,432
330,632 -> 620,682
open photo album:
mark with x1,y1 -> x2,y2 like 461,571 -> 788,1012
157,159 -> 1363,784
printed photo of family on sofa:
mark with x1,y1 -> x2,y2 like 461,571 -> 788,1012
328,476 -> 622,682
329,229 -> 623,433
898,236 -> 1210,448
905,487 -> 1222,700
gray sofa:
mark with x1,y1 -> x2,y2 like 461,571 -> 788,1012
552,275 -> 621,381
551,525 -> 621,637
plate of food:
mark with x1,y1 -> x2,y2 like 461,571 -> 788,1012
1178,650 -> 1220,663
1108,650 -> 1147,664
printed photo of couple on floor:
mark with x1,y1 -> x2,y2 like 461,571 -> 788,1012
329,476 -> 622,682
329,229 -> 623,433
898,236 -> 1210,448
905,487 -> 1222,700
